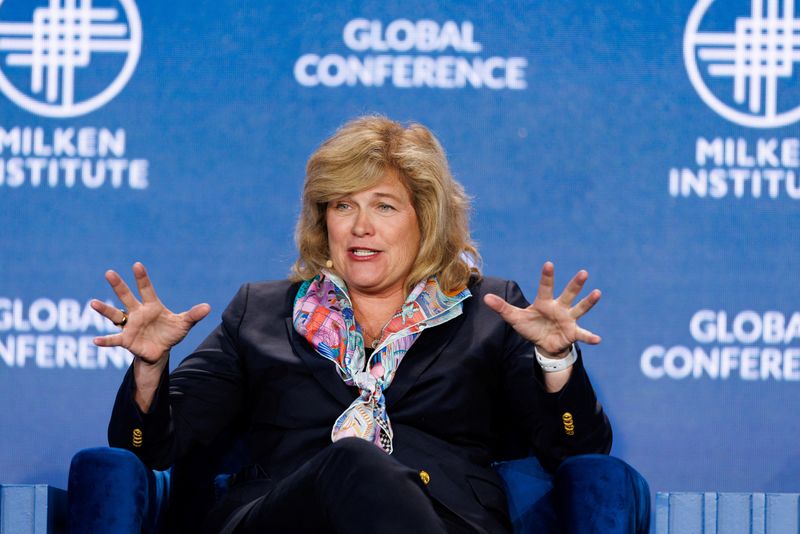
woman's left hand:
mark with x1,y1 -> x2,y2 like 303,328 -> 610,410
483,262 -> 601,356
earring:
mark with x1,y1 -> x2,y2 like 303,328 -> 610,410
325,259 -> 333,268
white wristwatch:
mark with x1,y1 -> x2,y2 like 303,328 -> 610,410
535,344 -> 577,373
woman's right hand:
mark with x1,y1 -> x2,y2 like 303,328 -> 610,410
91,262 -> 210,366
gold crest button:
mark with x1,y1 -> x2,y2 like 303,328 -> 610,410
132,428 -> 143,448
419,470 -> 431,485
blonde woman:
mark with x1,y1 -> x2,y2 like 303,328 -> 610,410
96,117 -> 643,533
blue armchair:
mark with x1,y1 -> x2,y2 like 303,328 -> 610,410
67,442 -> 650,533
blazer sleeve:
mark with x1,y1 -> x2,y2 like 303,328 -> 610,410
107,284 -> 250,470
497,280 -> 612,471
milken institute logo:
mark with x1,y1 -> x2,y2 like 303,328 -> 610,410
0,0 -> 141,118
685,0 -> 800,128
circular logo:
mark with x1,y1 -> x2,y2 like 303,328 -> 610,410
0,0 -> 141,118
685,0 -> 800,128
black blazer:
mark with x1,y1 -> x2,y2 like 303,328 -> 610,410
109,276 -> 612,533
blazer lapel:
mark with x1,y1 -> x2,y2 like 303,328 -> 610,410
384,311 -> 466,406
284,318 -> 356,407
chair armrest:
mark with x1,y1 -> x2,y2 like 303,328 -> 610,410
67,447 -> 170,534
495,455 -> 651,534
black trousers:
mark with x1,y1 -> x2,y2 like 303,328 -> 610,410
210,438 -> 477,534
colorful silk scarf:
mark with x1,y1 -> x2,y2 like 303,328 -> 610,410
293,270 -> 471,453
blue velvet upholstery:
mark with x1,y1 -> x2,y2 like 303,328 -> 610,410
554,455 -> 650,534
68,448 -> 649,533
496,454 -> 650,534
68,448 -> 169,534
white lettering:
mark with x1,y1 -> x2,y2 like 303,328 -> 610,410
0,157 -> 149,189
98,129 -> 125,157
721,347 -> 738,379
0,128 -> 21,154
294,54 -> 526,90
732,311 -> 761,344
35,335 -> 55,368
645,309 -> 800,381
343,19 -> 371,51
739,347 -> 759,380
15,335 -> 35,367
0,336 -> 13,366
29,299 -> 58,332
762,311 -> 785,343
0,333 -> 133,369
56,335 -> 78,368
0,298 -> 115,333
692,346 -> 718,378
664,346 -> 693,379
0,299 -> 12,330
697,137 -> 723,166
53,128 -> 76,156
385,19 -> 416,52
782,139 -> 800,167
761,348 -> 782,379
785,349 -> 800,380
690,310 -> 716,343
342,19 -> 483,53
640,345 -> 665,379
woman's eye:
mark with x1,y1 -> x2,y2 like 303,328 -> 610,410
334,202 -> 350,210
377,203 -> 395,212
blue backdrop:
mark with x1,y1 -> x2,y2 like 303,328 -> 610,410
1,0 -> 798,502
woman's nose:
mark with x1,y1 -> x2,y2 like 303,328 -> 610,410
351,209 -> 374,236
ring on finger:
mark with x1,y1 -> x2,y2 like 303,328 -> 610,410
113,310 -> 128,328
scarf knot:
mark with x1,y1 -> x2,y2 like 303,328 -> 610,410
293,271 -> 470,453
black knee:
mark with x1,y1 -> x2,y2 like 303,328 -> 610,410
315,437 -> 422,499
325,437 -> 390,466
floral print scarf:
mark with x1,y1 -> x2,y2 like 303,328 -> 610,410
293,270 -> 470,453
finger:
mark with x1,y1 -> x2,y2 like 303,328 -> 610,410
90,299 -> 128,325
536,262 -> 555,301
93,333 -> 125,347
483,293 -> 525,325
557,270 -> 588,306
105,270 -> 140,310
133,262 -> 160,303
575,326 -> 602,345
182,303 -> 211,326
570,289 -> 601,318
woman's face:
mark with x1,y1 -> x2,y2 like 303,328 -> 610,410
326,170 -> 421,300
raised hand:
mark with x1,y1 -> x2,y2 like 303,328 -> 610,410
92,262 -> 210,364
483,262 -> 601,356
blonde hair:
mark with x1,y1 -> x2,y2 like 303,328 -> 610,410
291,115 -> 481,295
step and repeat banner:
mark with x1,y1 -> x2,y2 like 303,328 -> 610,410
1,0 -> 798,498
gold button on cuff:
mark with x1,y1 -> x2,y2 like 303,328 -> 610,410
419,470 -> 430,485
132,428 -> 143,448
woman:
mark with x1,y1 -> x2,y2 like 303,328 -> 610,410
95,116 -> 617,533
